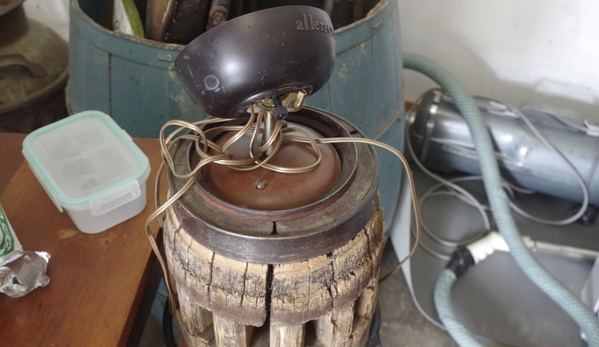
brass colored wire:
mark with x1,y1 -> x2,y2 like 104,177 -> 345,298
317,137 -> 421,284
144,111 -> 421,311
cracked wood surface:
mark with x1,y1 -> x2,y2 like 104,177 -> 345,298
165,200 -> 384,347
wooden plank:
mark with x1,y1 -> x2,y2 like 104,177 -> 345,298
271,254 -> 333,326
270,322 -> 305,347
351,284 -> 379,346
209,254 -> 268,326
315,302 -> 356,347
365,202 -> 385,269
166,206 -> 269,328
355,285 -> 377,319
329,202 -> 385,309
307,254 -> 335,319
271,201 -> 383,324
213,315 -> 253,347
165,210 -> 213,309
330,230 -> 371,306
370,3 -> 401,137
271,261 -> 311,323
167,196 -> 383,347
176,294 -> 215,347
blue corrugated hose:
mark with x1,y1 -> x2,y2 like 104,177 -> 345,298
403,52 -> 599,347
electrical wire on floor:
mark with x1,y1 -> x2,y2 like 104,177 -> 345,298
405,90 -> 594,262
407,98 -> 591,225
506,105 -> 590,225
144,103 -> 422,314
403,52 -> 599,347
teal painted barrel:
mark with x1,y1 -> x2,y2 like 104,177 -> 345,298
306,0 -> 405,229
67,0 -> 404,229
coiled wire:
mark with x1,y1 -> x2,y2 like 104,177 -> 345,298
144,106 -> 421,311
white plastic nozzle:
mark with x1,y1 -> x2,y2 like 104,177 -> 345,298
466,231 -> 509,264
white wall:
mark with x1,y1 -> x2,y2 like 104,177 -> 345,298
397,0 -> 599,121
23,0 -> 70,41
20,0 -> 599,120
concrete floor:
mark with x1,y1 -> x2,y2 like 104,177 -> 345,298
139,242 -> 508,347
377,242 -> 461,347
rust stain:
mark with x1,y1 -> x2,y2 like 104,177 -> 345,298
58,229 -> 79,239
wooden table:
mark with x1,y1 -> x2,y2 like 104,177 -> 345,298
0,132 -> 164,346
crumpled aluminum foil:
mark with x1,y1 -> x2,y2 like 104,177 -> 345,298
0,251 -> 50,297
1,204 -> 50,297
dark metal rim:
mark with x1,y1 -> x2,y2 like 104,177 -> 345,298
167,107 -> 379,263
172,189 -> 377,264
189,108 -> 358,221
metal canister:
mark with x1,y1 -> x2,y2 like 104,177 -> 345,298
409,89 -> 599,206
0,0 -> 68,132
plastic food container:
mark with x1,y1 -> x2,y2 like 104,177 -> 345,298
22,111 -> 150,233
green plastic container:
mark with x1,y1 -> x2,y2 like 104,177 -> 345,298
67,0 -> 405,228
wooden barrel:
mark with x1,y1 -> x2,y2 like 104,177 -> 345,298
164,202 -> 384,347
67,0 -> 403,229
163,109 -> 385,347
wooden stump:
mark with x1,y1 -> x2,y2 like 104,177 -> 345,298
164,200 -> 385,347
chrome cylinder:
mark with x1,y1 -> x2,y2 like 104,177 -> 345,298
409,89 -> 599,206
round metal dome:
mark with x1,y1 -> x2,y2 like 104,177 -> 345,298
174,6 -> 336,118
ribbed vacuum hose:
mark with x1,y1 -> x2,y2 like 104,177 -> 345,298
402,52 -> 599,347
434,269 -> 483,346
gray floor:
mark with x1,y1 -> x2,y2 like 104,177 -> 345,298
378,242 -> 460,347
139,242 -> 508,347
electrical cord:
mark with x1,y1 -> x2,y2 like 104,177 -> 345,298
408,174 -> 536,261
403,52 -> 599,347
404,88 -> 593,265
405,128 -> 491,251
507,106 -> 590,225
405,88 -> 594,266
145,102 -> 422,313
407,93 -> 592,229
519,103 -> 599,136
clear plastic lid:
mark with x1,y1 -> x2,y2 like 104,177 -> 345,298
22,111 -> 150,212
